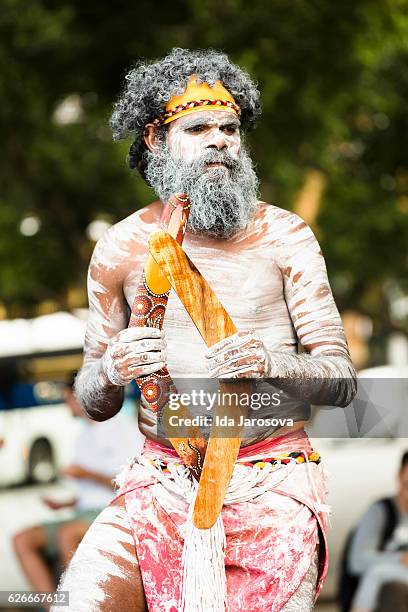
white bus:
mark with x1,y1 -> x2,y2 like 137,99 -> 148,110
0,347 -> 83,486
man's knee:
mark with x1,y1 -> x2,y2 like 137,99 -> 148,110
13,526 -> 47,555
13,531 -> 27,554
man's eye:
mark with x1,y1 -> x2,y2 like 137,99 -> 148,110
186,125 -> 206,134
223,125 -> 238,134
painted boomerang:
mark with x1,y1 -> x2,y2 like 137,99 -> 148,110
128,194 -> 207,477
149,230 -> 252,529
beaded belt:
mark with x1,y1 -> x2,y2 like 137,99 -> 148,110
238,450 -> 321,467
149,450 -> 321,474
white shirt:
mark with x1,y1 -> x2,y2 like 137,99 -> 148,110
73,411 -> 144,510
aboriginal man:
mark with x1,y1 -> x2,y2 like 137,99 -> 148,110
55,48 -> 357,612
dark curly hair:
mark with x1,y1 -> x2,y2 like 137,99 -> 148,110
110,48 -> 261,179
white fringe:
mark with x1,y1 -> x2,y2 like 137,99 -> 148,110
181,498 -> 227,612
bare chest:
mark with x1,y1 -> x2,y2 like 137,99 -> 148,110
122,240 -> 288,328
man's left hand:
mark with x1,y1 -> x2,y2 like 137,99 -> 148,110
205,330 -> 271,379
42,497 -> 76,510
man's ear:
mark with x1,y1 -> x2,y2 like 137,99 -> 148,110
144,124 -> 161,153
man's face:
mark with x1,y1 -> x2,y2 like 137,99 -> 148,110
144,108 -> 259,238
166,110 -> 241,163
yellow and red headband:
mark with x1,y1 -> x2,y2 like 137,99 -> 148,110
152,75 -> 241,127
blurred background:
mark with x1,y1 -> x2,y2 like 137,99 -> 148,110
1,1 -> 408,610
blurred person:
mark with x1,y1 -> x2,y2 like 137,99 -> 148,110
346,451 -> 408,612
56,48 -> 356,611
13,373 -> 144,602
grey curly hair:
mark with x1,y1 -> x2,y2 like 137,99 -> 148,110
110,47 -> 261,179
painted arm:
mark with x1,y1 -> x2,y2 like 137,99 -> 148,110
266,213 -> 357,406
75,195 -> 189,421
75,227 -> 166,421
206,213 -> 357,407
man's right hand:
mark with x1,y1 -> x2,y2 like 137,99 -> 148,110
101,327 -> 167,386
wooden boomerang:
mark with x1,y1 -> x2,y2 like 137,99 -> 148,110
149,230 -> 251,529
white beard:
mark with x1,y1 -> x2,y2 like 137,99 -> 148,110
144,144 -> 259,238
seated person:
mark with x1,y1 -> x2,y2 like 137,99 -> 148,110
348,451 -> 408,612
13,373 -> 144,599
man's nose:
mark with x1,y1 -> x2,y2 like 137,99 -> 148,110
206,128 -> 227,150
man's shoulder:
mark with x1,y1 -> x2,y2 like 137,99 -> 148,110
91,200 -> 161,269
104,200 -> 161,243
257,202 -> 315,244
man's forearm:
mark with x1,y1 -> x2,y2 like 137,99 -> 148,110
206,331 -> 357,407
267,352 -> 357,407
75,359 -> 124,421
79,468 -> 114,489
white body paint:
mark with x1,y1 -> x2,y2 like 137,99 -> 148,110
166,110 -> 241,162
81,198 -> 356,443
102,327 -> 166,386
206,329 -> 272,378
53,503 -> 139,611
